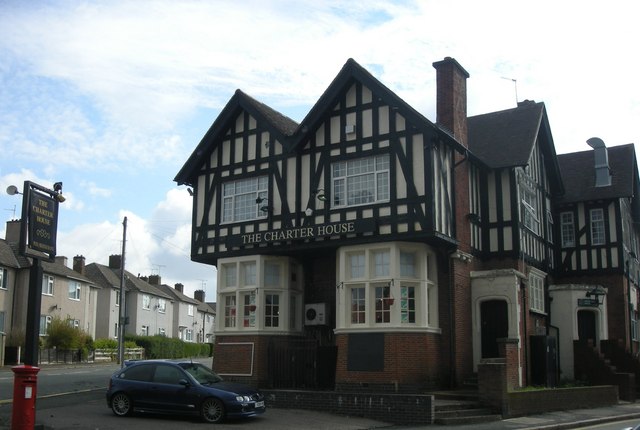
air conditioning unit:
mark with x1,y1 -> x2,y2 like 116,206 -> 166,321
305,303 -> 327,326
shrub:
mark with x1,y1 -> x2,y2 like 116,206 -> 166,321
45,316 -> 93,354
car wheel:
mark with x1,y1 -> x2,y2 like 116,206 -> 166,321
111,392 -> 132,417
201,397 -> 225,423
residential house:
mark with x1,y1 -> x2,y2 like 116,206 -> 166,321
194,290 -> 216,344
152,278 -> 200,341
175,56 -> 640,393
0,234 -> 20,346
85,255 -> 174,339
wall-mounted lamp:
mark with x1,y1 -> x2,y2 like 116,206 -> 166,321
315,189 -> 327,202
256,196 -> 270,213
50,304 -> 59,311
586,286 -> 606,306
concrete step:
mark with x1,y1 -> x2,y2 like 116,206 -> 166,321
435,413 -> 503,426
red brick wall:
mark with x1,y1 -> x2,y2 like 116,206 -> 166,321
334,332 -> 443,391
213,334 -> 272,388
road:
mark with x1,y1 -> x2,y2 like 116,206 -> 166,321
0,364 -> 388,430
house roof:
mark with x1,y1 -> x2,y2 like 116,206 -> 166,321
0,240 -> 20,268
175,58 -> 470,187
468,100 -> 564,194
85,263 -> 173,299
156,284 -> 200,305
556,143 -> 638,204
41,259 -> 97,286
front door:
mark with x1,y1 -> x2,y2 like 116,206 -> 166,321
481,300 -> 508,358
577,310 -> 597,345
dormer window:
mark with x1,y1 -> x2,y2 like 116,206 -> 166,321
332,154 -> 390,207
222,176 -> 268,223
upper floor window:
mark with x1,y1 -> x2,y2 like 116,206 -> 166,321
590,208 -> 605,245
529,270 -> 546,313
142,294 -> 151,310
42,275 -> 54,296
0,267 -> 7,290
332,154 -> 390,207
188,304 -> 194,316
222,176 -> 268,223
520,179 -> 540,234
68,281 -> 81,300
157,298 -> 166,313
561,212 -> 575,248
115,290 -> 120,306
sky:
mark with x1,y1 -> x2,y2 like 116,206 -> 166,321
1,0 -> 638,301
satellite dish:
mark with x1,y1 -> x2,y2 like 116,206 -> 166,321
6,185 -> 19,195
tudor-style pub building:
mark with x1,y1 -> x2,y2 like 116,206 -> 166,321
175,57 -> 640,393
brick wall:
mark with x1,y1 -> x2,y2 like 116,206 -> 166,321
262,389 -> 434,425
505,386 -> 618,417
334,332 -> 444,391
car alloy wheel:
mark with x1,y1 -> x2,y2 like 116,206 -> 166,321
111,393 -> 132,416
201,397 -> 225,423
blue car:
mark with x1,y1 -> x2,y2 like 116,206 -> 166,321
106,359 -> 265,423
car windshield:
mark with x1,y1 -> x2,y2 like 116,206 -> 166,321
179,362 -> 223,385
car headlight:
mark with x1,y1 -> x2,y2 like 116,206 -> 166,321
235,395 -> 251,403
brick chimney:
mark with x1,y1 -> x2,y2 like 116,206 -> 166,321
194,289 -> 205,302
174,283 -> 184,293
432,57 -> 470,146
109,255 -> 122,269
148,274 -> 161,285
5,220 -> 21,243
73,256 -> 86,275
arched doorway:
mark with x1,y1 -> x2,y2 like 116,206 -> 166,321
481,299 -> 508,358
577,310 -> 597,345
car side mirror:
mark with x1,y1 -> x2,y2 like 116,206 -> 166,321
179,379 -> 190,387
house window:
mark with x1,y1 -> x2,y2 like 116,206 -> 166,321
68,319 -> 79,328
39,315 -> 52,336
42,275 -> 54,296
143,294 -> 151,310
338,242 -> 435,330
520,180 -> 540,234
141,325 -> 149,336
590,208 -> 605,245
561,212 -> 575,248
115,290 -> 120,306
0,311 -> 5,333
0,268 -> 7,289
222,176 -> 268,223
222,263 -> 237,287
350,286 -> 366,324
157,298 -> 166,313
158,327 -> 166,336
348,253 -> 365,279
400,285 -> 416,323
529,270 -> 546,313
332,154 -> 390,207
224,295 -> 236,328
188,304 -> 194,316
185,329 -> 193,342
68,281 -> 81,300
241,262 -> 257,286
546,210 -> 554,243
114,323 -> 118,338
242,292 -> 256,328
374,284 -> 392,323
265,294 -> 280,327
264,262 -> 281,287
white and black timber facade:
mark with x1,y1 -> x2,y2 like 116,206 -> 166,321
175,57 -> 640,391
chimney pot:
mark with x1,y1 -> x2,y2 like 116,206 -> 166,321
175,283 -> 184,293
109,255 -> 122,269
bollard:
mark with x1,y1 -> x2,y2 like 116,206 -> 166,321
11,365 -> 40,430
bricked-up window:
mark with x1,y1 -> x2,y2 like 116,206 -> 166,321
590,208 -> 606,245
337,242 -> 437,330
332,154 -> 390,207
561,212 -> 575,248
222,176 -> 268,223
265,293 -> 280,327
529,269 -> 546,313
224,295 -> 237,327
350,286 -> 366,324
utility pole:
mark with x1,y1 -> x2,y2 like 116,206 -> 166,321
117,216 -> 127,367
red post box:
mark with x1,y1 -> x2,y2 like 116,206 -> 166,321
11,365 -> 40,430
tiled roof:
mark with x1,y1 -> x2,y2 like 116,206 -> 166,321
468,101 -> 544,168
0,240 -> 20,268
156,284 -> 199,305
557,143 -> 637,204
85,263 -> 173,299
237,90 -> 298,136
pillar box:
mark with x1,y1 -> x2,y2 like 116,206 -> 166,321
11,365 -> 40,430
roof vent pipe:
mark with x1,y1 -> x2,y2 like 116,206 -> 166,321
587,137 -> 612,187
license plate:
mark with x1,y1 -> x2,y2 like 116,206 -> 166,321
255,401 -> 265,408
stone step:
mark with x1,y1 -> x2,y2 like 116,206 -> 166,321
435,413 -> 503,426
